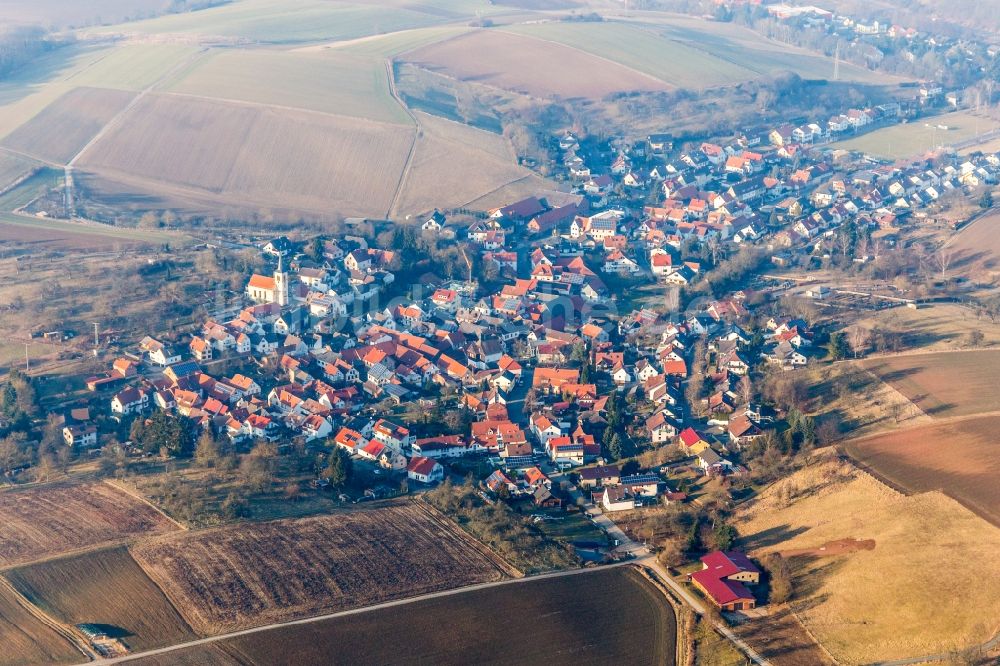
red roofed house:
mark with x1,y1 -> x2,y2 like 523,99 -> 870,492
690,551 -> 760,611
407,456 -> 444,484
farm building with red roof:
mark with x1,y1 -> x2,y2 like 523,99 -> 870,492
689,550 -> 761,611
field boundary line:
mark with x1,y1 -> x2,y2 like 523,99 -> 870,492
68,47 -> 210,168
0,575 -> 97,662
104,479 -> 189,531
88,562 -> 634,665
384,57 -> 420,219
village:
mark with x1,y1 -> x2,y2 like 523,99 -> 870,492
36,91 -> 993,619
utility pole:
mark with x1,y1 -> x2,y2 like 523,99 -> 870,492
24,343 -> 29,372
833,43 -> 841,82
93,322 -> 100,357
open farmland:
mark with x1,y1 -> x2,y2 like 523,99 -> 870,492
167,50 -> 410,124
131,502 -> 516,634
735,454 -> 1000,664
832,111 -> 1000,159
393,111 -> 537,215
88,0 -> 462,44
0,580 -> 80,665
0,86 -> 134,164
0,151 -> 38,190
503,19 -> 885,89
860,349 -> 1000,418
0,482 -> 179,567
132,567 -> 675,666
78,92 -> 414,217
843,414 -> 1000,526
405,29 -> 668,98
946,210 -> 1000,284
66,44 -> 203,92
5,546 -> 195,652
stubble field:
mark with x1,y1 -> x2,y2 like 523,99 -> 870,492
5,546 -> 196,652
0,482 -> 179,568
130,502 -> 516,634
0,86 -> 135,164
131,567 -> 675,666
735,454 -> 1000,664
405,29 -> 669,98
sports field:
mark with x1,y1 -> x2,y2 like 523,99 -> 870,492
832,111 -> 1000,159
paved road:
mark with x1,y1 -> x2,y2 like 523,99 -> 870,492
85,563 -> 633,665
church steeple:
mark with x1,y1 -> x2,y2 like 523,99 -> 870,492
274,254 -> 289,307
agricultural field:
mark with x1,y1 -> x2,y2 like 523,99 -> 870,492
849,303 -> 1000,352
860,348 -> 1000,418
0,86 -> 135,164
843,414 -> 1000,526
5,546 -> 195,652
166,49 -> 410,124
0,482 -> 179,567
0,213 -> 167,250
66,44 -> 203,92
130,502 -> 516,634
393,111 -> 533,216
134,567 -> 675,666
308,25 -> 471,57
0,151 -> 39,191
0,0 -> 171,28
0,580 -> 80,665
77,92 -> 414,218
735,454 -> 1000,664
945,210 -> 1000,284
831,111 -> 1000,159
88,0 -> 466,44
503,19 -> 885,90
405,29 -> 668,98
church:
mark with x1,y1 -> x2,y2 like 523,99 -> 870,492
246,256 -> 289,306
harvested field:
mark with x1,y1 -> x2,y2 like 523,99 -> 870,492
861,349 -> 1000,418
406,30 -> 668,98
0,580 -> 80,665
735,453 -> 1000,664
167,50 -> 410,124
134,567 -> 675,666
131,502 -> 515,634
844,414 -> 1000,526
0,87 -> 135,164
5,547 -> 195,652
0,482 -> 179,568
79,93 -> 414,217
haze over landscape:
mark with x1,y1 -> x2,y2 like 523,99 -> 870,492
1,0 -> 1000,664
